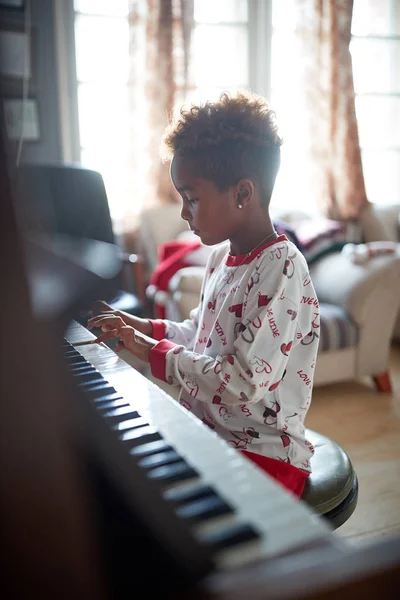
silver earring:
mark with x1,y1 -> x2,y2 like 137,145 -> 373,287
237,203 -> 243,209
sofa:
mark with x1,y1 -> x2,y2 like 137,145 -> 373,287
138,202 -> 400,392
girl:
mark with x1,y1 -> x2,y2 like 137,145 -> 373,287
88,91 -> 320,498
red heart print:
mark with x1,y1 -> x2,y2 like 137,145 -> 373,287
208,300 -> 216,311
287,309 -> 297,321
250,356 -> 272,374
280,341 -> 292,356
227,355 -> 234,365
212,395 -> 222,404
281,433 -> 291,448
258,294 -> 272,308
206,338 -> 212,347
283,259 -> 290,275
269,380 -> 281,391
229,304 -> 243,318
246,428 -> 260,439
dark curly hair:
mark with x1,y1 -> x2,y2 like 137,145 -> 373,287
160,90 -> 283,205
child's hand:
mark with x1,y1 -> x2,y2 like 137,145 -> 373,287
87,302 -> 152,336
87,313 -> 127,334
95,325 -> 155,363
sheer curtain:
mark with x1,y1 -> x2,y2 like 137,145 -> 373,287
293,0 -> 369,219
122,0 -> 194,248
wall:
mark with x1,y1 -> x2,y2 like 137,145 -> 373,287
0,0 -> 62,166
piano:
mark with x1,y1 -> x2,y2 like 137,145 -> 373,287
63,320 -> 342,591
4,123 -> 399,600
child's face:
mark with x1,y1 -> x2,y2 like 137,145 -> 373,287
170,156 -> 242,247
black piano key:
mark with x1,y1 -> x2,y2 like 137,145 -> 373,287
91,392 -> 125,404
202,524 -> 260,552
96,399 -> 131,411
103,406 -> 141,423
138,450 -> 182,470
69,364 -> 96,374
175,496 -> 233,524
65,355 -> 90,367
71,370 -> 102,383
163,484 -> 217,507
64,350 -> 82,358
82,383 -> 118,398
129,439 -> 173,458
147,461 -> 198,485
78,378 -> 109,390
66,357 -> 88,366
111,416 -> 148,432
120,426 -> 163,446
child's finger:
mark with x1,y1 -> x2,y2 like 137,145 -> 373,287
88,315 -> 124,331
95,328 -> 120,344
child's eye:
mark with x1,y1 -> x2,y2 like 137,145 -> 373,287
186,197 -> 199,206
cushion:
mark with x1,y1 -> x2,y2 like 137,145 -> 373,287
319,303 -> 359,352
302,429 -> 355,515
274,217 -> 362,266
290,218 -> 348,264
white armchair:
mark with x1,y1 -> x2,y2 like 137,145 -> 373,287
138,203 -> 400,392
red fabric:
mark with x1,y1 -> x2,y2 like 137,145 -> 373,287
149,240 -> 202,318
149,339 -> 177,382
241,450 -> 309,498
149,319 -> 167,341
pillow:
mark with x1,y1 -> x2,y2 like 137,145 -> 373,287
288,218 -> 348,265
273,219 -> 305,250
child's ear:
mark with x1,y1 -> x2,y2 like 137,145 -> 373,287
236,179 -> 255,208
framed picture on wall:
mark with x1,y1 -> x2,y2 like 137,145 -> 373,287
3,98 -> 40,141
0,27 -> 30,79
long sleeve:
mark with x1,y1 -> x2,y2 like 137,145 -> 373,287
149,245 -> 320,405
150,304 -> 201,348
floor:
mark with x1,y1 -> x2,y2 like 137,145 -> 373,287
306,344 -> 400,546
120,343 -> 400,546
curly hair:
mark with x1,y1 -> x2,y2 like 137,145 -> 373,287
160,90 -> 283,205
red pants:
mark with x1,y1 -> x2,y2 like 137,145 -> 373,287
241,451 -> 309,498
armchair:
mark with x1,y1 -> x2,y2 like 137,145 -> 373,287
138,203 -> 400,392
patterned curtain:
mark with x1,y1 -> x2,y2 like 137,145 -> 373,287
124,0 -> 194,241
295,0 -> 369,220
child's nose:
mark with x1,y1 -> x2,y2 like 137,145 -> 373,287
180,204 -> 192,223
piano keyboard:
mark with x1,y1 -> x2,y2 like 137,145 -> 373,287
64,320 -> 334,571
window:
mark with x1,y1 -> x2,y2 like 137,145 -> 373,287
269,0 -> 312,215
351,0 -> 400,206
71,0 -> 399,222
73,0 -> 250,222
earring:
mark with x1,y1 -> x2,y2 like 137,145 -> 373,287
237,203 -> 243,209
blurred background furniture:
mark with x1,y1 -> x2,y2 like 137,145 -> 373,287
359,203 -> 400,344
14,164 -> 145,321
137,202 -> 400,392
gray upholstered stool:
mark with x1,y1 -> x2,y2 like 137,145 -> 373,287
301,430 -> 358,530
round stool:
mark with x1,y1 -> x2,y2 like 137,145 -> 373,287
301,429 -> 359,530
